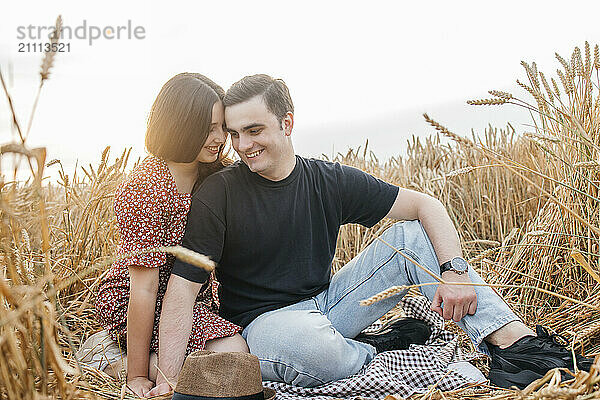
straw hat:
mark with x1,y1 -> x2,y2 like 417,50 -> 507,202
172,351 -> 276,400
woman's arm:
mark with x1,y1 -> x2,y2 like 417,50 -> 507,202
126,265 -> 159,395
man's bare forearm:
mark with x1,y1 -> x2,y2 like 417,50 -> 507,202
156,275 -> 201,386
386,189 -> 463,266
416,197 -> 463,266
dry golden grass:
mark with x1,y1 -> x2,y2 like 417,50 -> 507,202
1,33 -> 600,399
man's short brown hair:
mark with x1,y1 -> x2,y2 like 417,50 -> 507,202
145,73 -> 225,163
223,74 -> 294,124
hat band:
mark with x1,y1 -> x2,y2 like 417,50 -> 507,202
171,391 -> 265,400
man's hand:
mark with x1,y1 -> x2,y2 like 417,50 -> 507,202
431,271 -> 477,322
126,376 -> 154,398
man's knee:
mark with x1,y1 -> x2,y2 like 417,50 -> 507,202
387,220 -> 432,255
382,220 -> 414,241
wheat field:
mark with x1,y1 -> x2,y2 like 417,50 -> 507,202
1,33 -> 599,399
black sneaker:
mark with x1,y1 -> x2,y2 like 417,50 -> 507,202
354,317 -> 432,353
488,325 -> 594,389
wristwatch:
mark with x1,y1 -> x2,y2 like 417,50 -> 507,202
440,257 -> 469,275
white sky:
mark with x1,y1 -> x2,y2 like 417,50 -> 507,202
1,0 -> 599,180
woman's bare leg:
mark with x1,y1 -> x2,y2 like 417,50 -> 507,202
103,352 -> 159,383
148,352 -> 158,382
205,333 -> 249,353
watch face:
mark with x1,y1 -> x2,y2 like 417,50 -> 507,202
450,257 -> 469,272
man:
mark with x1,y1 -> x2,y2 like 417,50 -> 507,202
151,74 -> 591,394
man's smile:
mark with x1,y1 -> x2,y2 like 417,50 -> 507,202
246,149 -> 264,159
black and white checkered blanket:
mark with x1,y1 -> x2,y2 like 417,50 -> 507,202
263,296 -> 487,400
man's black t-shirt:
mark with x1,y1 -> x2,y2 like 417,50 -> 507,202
171,156 -> 399,327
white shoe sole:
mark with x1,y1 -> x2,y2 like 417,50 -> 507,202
75,329 -> 124,372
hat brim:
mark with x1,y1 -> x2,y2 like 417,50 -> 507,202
172,388 -> 276,400
263,387 -> 276,400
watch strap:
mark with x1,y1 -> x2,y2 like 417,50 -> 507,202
439,260 -> 453,274
440,258 -> 468,275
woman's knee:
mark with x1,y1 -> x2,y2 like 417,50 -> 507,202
205,333 -> 249,353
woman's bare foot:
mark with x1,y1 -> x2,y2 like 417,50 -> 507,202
104,356 -> 127,380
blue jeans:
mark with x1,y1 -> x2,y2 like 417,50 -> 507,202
241,220 -> 519,387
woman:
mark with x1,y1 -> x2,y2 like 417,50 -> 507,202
94,73 -> 248,397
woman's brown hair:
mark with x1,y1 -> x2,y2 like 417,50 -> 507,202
145,73 -> 231,188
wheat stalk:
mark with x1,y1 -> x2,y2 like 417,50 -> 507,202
360,281 -> 600,311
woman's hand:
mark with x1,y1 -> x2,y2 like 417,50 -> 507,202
126,376 -> 154,398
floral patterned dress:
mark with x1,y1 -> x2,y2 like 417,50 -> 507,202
95,155 -> 241,354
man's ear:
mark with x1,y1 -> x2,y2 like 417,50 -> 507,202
282,112 -> 294,136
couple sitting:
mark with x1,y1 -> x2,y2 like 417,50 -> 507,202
93,73 -> 592,397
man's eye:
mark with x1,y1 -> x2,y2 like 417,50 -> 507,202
249,129 -> 260,134
230,132 -> 239,138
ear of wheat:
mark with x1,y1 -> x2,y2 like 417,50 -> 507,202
40,15 -> 62,81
